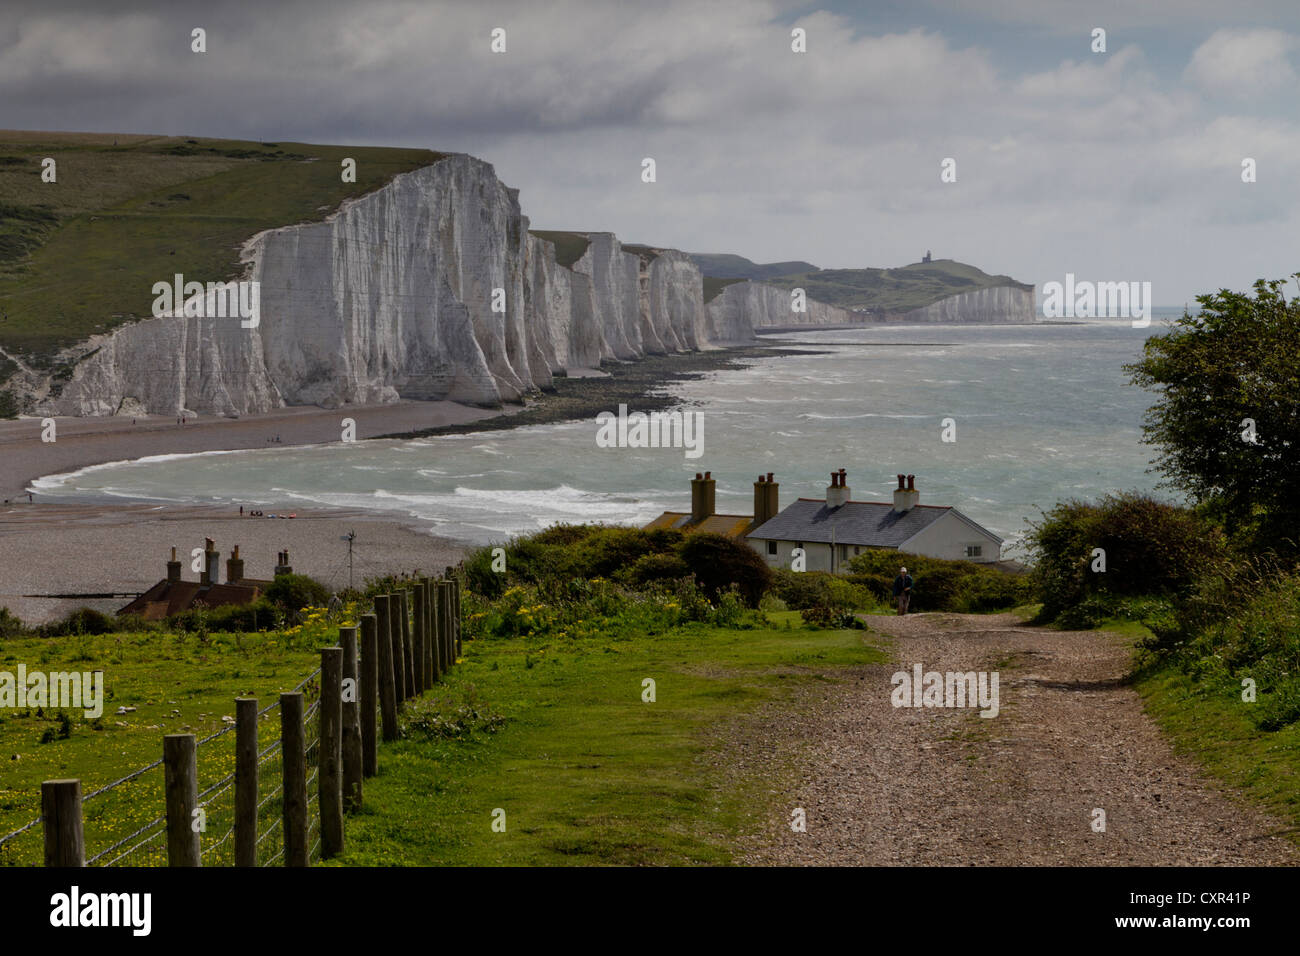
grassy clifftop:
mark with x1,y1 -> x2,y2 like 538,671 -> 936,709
688,252 -> 1032,313
0,131 -> 444,365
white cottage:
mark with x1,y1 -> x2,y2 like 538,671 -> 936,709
746,471 -> 1002,573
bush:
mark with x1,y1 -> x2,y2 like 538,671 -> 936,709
0,606 -> 28,638
678,533 -> 772,607
171,598 -> 278,634
800,605 -> 865,629
625,552 -> 691,587
771,569 -> 879,613
1025,492 -> 1224,624
263,573 -> 331,613
845,551 -> 1029,614
38,607 -> 116,637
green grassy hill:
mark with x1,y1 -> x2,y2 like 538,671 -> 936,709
0,131 -> 444,371
687,252 -> 819,281
688,253 -> 1032,313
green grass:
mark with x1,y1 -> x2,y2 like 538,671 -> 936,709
0,608 -> 885,866
0,618 -> 340,866
0,131 -> 444,360
333,609 -> 886,866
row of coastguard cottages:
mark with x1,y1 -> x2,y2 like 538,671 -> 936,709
645,470 -> 1002,573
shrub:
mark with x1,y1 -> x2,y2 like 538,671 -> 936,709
800,605 -> 865,629
769,569 -> 876,612
38,607 -> 116,637
1025,492 -> 1224,624
678,533 -> 772,607
845,551 -> 1028,614
625,552 -> 691,587
263,573 -> 331,613
0,606 -> 28,638
171,598 -> 277,634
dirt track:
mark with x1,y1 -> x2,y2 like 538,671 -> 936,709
734,612 -> 1299,866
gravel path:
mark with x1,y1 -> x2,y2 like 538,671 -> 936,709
733,612 -> 1299,866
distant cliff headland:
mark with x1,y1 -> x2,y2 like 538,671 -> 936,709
0,132 -> 1034,420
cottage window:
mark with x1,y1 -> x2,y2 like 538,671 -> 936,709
965,544 -> 983,558
767,541 -> 777,555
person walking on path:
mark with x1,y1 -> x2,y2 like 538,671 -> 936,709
892,566 -> 914,615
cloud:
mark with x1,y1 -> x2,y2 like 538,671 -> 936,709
0,0 -> 1298,303
1184,28 -> 1298,96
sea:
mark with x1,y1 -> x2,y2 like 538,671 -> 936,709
31,312 -> 1187,559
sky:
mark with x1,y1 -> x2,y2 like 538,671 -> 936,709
3,0 -> 1299,305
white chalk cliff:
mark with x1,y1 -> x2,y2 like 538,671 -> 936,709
30,153 -> 1027,418
894,285 -> 1034,324
36,154 -> 872,418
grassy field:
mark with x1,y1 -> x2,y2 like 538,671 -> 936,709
0,610 -> 344,866
0,131 -> 443,362
0,608 -> 885,866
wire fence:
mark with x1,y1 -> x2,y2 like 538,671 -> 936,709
1,576 -> 460,868
0,665 -> 323,868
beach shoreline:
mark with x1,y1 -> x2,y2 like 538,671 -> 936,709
0,345 -> 796,624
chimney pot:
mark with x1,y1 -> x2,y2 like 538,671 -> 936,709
766,472 -> 774,482
695,472 -> 702,480
704,471 -> 711,479
907,474 -> 915,490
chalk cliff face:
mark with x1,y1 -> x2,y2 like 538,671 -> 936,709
706,280 -> 858,341
894,285 -> 1035,324
31,154 -> 865,418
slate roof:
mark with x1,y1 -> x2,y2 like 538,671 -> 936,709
643,512 -> 754,539
747,498 -> 1001,547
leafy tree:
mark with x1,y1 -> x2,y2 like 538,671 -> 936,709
1126,276 -> 1300,552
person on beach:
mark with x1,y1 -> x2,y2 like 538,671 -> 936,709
892,566 -> 914,615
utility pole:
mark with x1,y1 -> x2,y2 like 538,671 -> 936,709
341,530 -> 356,590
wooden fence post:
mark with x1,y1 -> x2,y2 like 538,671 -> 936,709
40,779 -> 84,867
374,596 -> 400,741
360,614 -> 379,776
280,692 -> 309,866
412,584 -> 426,697
399,589 -> 414,700
234,698 -> 258,867
453,576 -> 462,658
163,734 -> 201,867
421,577 -> 434,688
340,626 -> 363,809
432,579 -> 443,672
441,579 -> 454,670
319,647 -> 344,859
380,593 -> 405,703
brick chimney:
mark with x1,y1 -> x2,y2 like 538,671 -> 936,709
200,537 -> 219,587
893,474 -> 920,513
166,546 -> 182,583
274,549 -> 293,576
690,471 -> 716,523
826,468 -> 850,509
753,472 -> 780,526
226,544 -> 245,584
